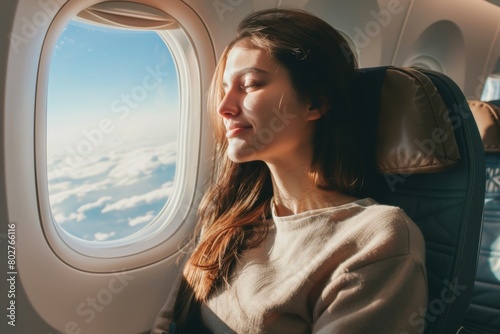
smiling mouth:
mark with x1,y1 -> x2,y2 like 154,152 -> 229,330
226,126 -> 252,138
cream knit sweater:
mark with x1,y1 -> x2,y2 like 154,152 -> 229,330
153,198 -> 427,334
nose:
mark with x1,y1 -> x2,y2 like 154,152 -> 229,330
217,86 -> 240,118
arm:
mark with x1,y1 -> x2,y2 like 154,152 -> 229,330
313,254 -> 427,334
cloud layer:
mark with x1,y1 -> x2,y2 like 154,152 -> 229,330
47,141 -> 176,242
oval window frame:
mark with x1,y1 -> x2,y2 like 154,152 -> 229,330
35,0 -> 215,271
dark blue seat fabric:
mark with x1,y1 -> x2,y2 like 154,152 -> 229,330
488,100 -> 500,108
353,67 -> 485,334
460,100 -> 500,334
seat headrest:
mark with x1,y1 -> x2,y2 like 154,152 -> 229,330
373,67 -> 460,173
468,100 -> 500,152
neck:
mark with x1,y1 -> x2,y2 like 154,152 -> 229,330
266,159 -> 358,217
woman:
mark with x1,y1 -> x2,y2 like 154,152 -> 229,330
152,8 -> 427,334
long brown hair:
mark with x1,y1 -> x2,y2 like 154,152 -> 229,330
173,8 -> 363,329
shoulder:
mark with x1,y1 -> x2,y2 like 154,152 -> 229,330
350,198 -> 420,240
331,198 -> 417,236
334,199 -> 426,272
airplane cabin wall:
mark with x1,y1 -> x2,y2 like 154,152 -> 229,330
193,0 -> 500,99
0,0 -> 499,333
391,0 -> 500,100
1,0 -> 214,333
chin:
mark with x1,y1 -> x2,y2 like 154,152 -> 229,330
226,146 -> 259,163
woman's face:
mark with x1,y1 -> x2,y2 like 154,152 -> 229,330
218,38 -> 321,165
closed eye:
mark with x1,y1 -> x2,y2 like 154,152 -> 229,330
240,82 -> 262,91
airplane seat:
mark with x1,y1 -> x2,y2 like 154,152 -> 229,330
459,100 -> 500,334
488,99 -> 500,108
352,66 -> 485,334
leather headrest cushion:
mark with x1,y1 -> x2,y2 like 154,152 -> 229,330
377,67 -> 460,173
468,100 -> 500,152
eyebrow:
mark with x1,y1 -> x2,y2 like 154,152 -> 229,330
222,67 -> 270,88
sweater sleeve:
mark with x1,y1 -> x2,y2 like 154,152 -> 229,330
313,254 -> 427,334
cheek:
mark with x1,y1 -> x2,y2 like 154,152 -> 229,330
242,97 -> 258,111
242,91 -> 283,116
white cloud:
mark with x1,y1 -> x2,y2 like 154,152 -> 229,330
47,164 -> 72,182
107,144 -> 176,185
94,232 -> 116,241
47,141 -> 176,187
49,178 -> 112,205
47,142 -> 177,234
65,160 -> 114,180
128,211 -> 156,227
48,181 -> 72,193
47,155 -> 116,182
53,211 -> 86,224
101,181 -> 173,213
77,196 -> 113,213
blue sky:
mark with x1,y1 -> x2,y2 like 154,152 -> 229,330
46,19 -> 179,242
48,20 -> 179,149
49,19 -> 178,114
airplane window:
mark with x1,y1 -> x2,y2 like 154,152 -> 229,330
405,54 -> 445,73
481,73 -> 500,101
46,19 -> 179,242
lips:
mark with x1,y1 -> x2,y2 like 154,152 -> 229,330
226,123 -> 252,138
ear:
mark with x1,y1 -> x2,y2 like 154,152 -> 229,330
306,105 -> 325,121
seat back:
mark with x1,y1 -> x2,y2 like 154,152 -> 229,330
353,67 -> 485,334
460,100 -> 500,334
